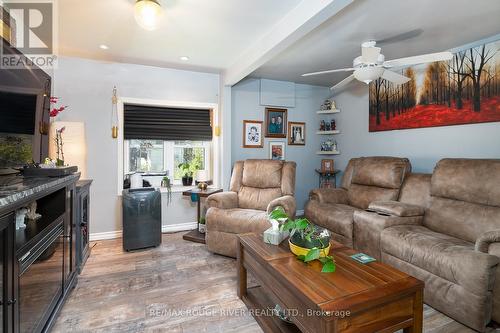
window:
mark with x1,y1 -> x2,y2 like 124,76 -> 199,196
124,139 -> 211,185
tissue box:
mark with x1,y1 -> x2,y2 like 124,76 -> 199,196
263,227 -> 289,245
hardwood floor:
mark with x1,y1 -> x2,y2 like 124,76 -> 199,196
53,232 -> 485,333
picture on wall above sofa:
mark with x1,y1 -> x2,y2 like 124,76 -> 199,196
369,39 -> 500,132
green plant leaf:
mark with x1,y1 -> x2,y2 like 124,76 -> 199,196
295,218 -> 309,230
280,220 -> 295,232
296,255 -> 306,262
304,248 -> 320,262
269,207 -> 288,220
321,260 -> 336,273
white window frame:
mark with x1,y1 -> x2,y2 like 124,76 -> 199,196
123,139 -> 212,185
117,98 -> 220,195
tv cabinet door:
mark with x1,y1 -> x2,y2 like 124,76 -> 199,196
0,213 -> 14,333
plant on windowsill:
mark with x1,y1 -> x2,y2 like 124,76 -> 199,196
178,162 -> 194,186
269,207 -> 336,273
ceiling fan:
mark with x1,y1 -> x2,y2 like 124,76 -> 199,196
302,41 -> 453,91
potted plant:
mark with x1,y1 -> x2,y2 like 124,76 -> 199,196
161,176 -> 172,204
199,217 -> 206,233
178,162 -> 194,186
269,207 -> 336,273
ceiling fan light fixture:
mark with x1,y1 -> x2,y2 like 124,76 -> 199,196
353,66 -> 385,84
134,0 -> 163,31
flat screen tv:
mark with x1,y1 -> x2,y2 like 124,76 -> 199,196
0,38 -> 50,169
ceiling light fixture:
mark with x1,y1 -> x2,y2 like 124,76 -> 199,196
180,56 -> 189,61
99,44 -> 109,50
134,0 -> 163,31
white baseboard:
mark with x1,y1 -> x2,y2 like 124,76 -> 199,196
90,222 -> 197,241
90,230 -> 123,241
162,222 -> 197,233
296,209 -> 304,216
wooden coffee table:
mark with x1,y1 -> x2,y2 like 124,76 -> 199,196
237,233 -> 424,333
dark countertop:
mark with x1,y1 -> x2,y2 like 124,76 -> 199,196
0,173 -> 81,213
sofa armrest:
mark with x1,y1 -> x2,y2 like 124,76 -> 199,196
206,191 -> 238,209
353,210 -> 423,260
368,200 -> 425,217
267,195 -> 296,219
309,188 -> 348,205
475,230 -> 500,253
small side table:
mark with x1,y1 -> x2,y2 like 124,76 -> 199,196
182,187 -> 223,244
315,169 -> 340,188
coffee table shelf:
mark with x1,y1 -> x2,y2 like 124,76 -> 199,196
241,286 -> 301,333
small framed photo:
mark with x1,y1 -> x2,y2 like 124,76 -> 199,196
321,159 -> 334,173
265,108 -> 287,138
243,120 -> 263,148
269,141 -> 285,161
288,122 -> 306,145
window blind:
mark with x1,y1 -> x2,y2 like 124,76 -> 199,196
124,104 -> 213,141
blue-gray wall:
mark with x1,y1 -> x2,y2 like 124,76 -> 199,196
333,83 -> 500,177
231,78 -> 331,211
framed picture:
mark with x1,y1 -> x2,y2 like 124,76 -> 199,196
269,141 -> 285,161
288,122 -> 306,145
321,159 -> 334,173
265,108 -> 287,138
243,120 -> 263,148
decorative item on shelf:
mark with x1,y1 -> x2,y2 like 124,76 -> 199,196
330,119 -> 336,131
288,122 -> 305,145
196,170 -> 209,190
26,201 -> 41,221
54,126 -> 65,166
320,99 -> 332,111
319,120 -> 326,131
269,141 -> 285,161
270,207 -> 335,273
198,217 -> 206,234
321,159 -> 334,173
242,120 -> 263,148
161,175 -> 172,204
265,108 -> 287,138
15,208 -> 28,230
331,100 -> 336,110
320,139 -> 337,152
325,122 -> 331,131
111,86 -> 119,139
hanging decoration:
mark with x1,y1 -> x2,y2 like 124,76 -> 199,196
111,86 -> 119,139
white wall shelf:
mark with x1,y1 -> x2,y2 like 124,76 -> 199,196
316,130 -> 340,135
316,109 -> 340,114
316,150 -> 340,155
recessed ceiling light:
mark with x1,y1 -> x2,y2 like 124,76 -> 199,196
180,56 -> 189,61
99,44 -> 109,50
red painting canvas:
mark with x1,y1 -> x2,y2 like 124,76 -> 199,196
369,40 -> 500,132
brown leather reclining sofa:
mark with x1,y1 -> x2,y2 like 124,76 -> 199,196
306,157 -> 500,332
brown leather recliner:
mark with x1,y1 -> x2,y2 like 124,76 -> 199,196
356,159 -> 500,332
304,156 -> 411,247
205,159 -> 296,258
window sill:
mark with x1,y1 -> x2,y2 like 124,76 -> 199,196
118,185 -> 220,196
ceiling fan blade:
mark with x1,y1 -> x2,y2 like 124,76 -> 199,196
381,70 -> 411,84
383,51 -> 453,68
376,29 -> 424,45
330,74 -> 355,91
361,46 -> 381,63
302,68 -> 355,77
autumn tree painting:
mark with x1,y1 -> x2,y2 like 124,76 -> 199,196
369,40 -> 500,131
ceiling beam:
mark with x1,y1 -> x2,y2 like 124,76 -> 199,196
223,0 -> 354,86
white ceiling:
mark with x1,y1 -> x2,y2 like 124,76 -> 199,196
57,0 -> 301,72
252,0 -> 500,87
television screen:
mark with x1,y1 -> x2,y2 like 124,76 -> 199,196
0,91 -> 38,167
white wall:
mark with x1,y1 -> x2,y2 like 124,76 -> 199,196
333,83 -> 500,179
231,78 -> 331,210
53,56 -> 220,234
